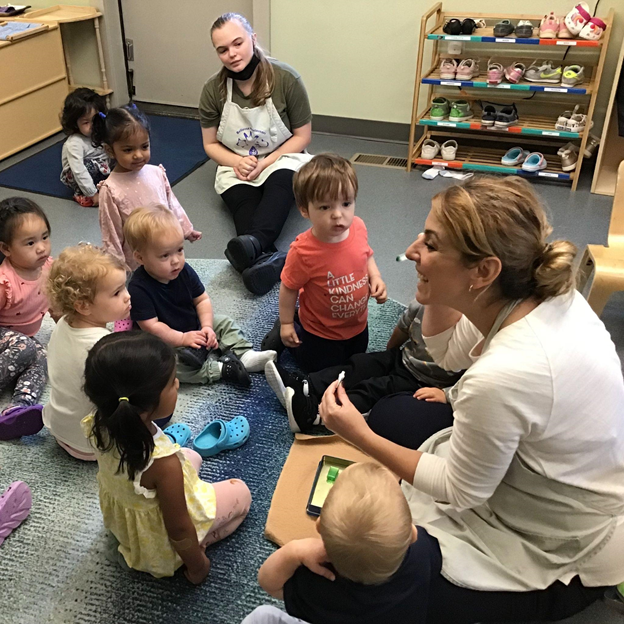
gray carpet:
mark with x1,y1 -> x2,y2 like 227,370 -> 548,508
0,259 -> 404,624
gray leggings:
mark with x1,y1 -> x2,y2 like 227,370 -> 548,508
0,328 -> 46,409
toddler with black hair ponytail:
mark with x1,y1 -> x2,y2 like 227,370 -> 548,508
82,331 -> 251,583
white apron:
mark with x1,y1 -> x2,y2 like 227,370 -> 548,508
214,78 -> 311,195
402,301 -> 624,592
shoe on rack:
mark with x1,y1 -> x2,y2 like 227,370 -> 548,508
583,134 -> 600,158
521,152 -> 548,172
562,65 -> 584,87
557,142 -> 577,157
441,140 -> 458,160
449,100 -> 474,122
579,17 -> 606,41
461,18 -> 477,34
560,144 -> 580,172
524,61 -> 561,84
430,97 -> 451,120
567,112 -> 592,133
501,147 -> 530,166
504,62 -> 526,84
515,20 -> 535,38
487,60 -> 504,85
439,58 -> 457,80
443,18 -> 462,35
219,351 -> 251,387
494,104 -> 519,128
558,20 -> 574,38
456,58 -> 479,80
481,103 -> 497,127
242,251 -> 287,296
493,19 -> 514,37
225,234 -> 263,273
565,2 -> 591,36
421,139 -> 441,159
539,12 -> 560,38
555,105 -> 580,131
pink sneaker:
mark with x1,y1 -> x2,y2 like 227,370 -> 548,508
456,58 -> 479,80
558,19 -> 574,38
539,12 -> 560,38
487,61 -> 504,85
504,62 -> 526,84
0,481 -> 32,546
440,58 -> 457,80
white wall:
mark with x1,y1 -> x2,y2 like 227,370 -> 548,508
271,0 -> 624,130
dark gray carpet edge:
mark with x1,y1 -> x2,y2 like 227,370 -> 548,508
0,259 -> 404,624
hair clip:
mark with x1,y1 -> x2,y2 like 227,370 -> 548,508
118,396 -> 129,403
98,112 -> 107,119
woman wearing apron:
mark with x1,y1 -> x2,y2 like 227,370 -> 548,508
316,177 -> 624,623
200,13 -> 312,296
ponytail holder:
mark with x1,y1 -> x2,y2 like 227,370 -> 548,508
98,112 -> 106,119
118,396 -> 129,403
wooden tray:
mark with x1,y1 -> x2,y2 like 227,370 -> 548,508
0,20 -> 48,43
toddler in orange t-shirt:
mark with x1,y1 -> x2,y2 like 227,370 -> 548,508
264,154 -> 386,374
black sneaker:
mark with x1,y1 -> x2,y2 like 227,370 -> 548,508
219,352 -> 251,387
285,387 -> 320,433
242,251 -> 287,296
225,235 -> 262,273
261,318 -> 285,354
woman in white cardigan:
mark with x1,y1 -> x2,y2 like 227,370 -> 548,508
319,176 -> 624,623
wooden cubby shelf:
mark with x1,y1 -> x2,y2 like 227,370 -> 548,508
407,4 -> 615,190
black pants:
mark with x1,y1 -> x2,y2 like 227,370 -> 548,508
427,574 -> 606,623
220,169 -> 295,250
291,324 -> 368,373
308,348 -> 427,413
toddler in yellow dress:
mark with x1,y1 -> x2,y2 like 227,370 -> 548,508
81,331 -> 251,582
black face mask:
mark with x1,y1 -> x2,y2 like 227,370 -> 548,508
226,53 -> 260,81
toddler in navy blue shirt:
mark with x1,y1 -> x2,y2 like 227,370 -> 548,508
257,462 -> 442,624
125,204 -> 275,386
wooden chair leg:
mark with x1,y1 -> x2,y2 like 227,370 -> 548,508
586,273 -> 614,317
577,249 -> 595,296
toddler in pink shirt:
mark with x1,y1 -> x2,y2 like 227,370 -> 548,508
92,104 -> 202,272
0,198 -> 52,441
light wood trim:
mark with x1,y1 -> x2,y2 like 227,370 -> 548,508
0,74 -> 66,107
408,2 -> 442,171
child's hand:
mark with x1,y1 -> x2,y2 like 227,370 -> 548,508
294,539 -> 336,581
201,326 -> 218,349
187,230 -> 202,242
414,387 -> 447,403
280,322 -> 301,348
369,276 -> 387,304
182,331 -> 207,349
91,192 -> 99,206
184,553 -> 211,585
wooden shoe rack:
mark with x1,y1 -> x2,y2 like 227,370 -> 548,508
408,3 -> 614,190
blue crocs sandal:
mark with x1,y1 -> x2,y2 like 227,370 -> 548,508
192,416 -> 250,457
164,423 -> 192,447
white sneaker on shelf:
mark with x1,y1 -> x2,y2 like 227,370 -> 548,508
440,140 -> 458,160
421,139 -> 441,159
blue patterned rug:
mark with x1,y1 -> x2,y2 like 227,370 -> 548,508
0,259 -> 404,624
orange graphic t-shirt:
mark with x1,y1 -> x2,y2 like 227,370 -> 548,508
280,216 -> 373,341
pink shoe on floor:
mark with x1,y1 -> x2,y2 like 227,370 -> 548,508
113,319 -> 133,332
0,481 -> 32,546
0,405 -> 43,441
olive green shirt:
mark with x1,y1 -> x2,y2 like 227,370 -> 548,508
198,59 -> 312,131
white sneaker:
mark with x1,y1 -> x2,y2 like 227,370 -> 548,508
440,140 -> 458,160
421,139 -> 440,159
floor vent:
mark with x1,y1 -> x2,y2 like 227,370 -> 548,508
350,153 -> 408,169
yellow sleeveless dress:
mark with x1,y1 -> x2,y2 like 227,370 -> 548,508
81,415 -> 216,578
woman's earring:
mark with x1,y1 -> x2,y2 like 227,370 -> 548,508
469,284 -> 474,293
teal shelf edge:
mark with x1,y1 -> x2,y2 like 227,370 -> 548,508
418,118 -> 580,139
